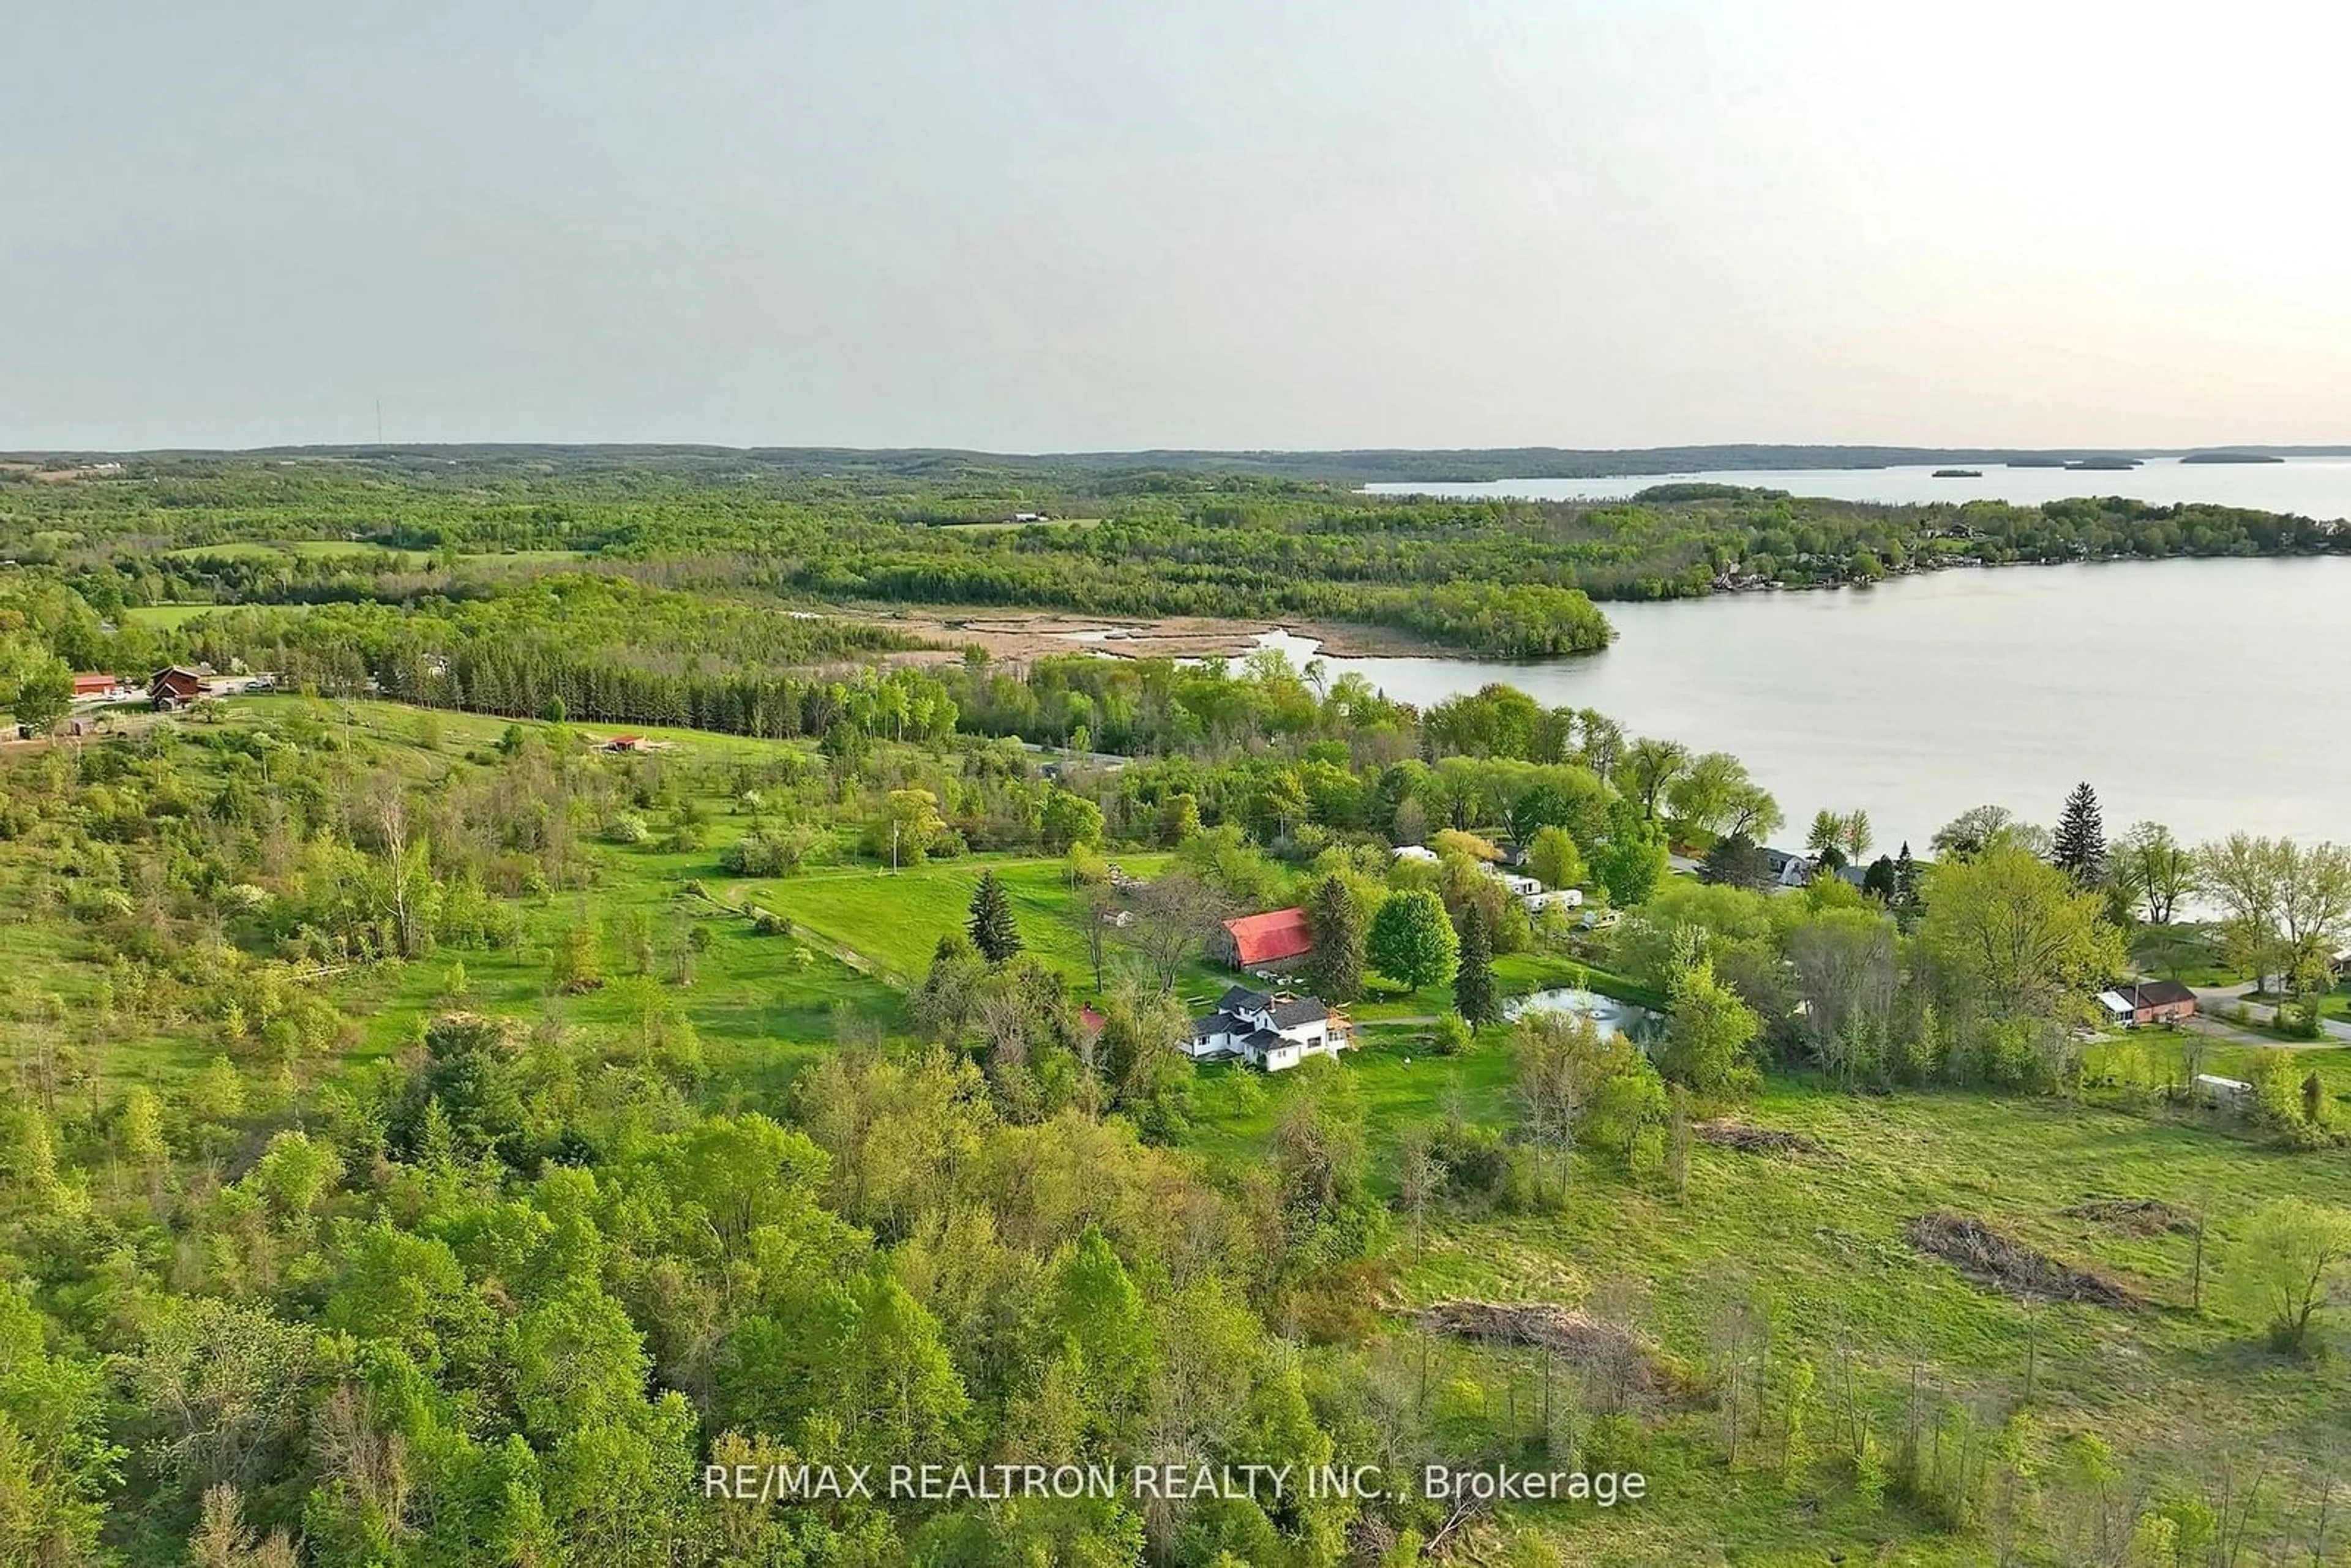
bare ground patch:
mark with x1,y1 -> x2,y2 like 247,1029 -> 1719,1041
849,607 -> 1440,664
1907,1212 -> 2142,1307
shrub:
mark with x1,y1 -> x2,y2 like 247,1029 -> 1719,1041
720,822 -> 822,876
604,812 -> 650,846
1428,1015 -> 1473,1057
750,908 -> 792,937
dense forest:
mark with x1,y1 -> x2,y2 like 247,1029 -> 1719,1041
3,451 -> 2344,663
2,458 -> 2351,1564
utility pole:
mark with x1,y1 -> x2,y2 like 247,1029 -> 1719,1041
375,398 -> 384,444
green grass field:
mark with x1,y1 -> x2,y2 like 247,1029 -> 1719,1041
159,541 -> 291,563
1192,1049 -> 2351,1560
120,601 -> 318,629
749,852 -> 1174,989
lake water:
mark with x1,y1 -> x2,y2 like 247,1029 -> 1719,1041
1365,456 -> 2351,520
1259,555 -> 2351,853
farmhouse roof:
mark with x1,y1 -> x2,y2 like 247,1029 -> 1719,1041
1267,996 -> 1329,1028
1222,907 -> 1314,966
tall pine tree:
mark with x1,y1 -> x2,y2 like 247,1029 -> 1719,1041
967,871 -> 1022,964
2052,782 -> 2106,885
1453,901 -> 1498,1032
1303,874 -> 1367,1003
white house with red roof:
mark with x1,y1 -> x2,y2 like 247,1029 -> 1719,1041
1187,985 -> 1352,1071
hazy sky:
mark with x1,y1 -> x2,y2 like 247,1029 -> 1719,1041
6,1 -> 2347,451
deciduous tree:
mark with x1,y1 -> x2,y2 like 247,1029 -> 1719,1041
1918,846 -> 2123,1026
2113,822 -> 2197,925
1368,889 -> 1458,993
2229,1198 -> 2351,1354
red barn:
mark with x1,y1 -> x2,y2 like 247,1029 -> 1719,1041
72,673 -> 118,697
147,667 -> 207,710
1216,907 -> 1315,971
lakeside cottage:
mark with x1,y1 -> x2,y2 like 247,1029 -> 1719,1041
1187,985 -> 1354,1071
2096,980 -> 2197,1028
1214,907 -> 1315,970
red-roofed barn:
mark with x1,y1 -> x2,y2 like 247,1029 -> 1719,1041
1215,907 -> 1315,971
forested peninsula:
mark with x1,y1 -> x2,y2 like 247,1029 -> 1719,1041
3,448 -> 2345,670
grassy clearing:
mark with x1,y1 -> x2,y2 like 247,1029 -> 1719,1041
1183,1049 -> 2351,1559
462,547 -> 592,563
159,541 -> 290,563
751,852 -> 1174,991
286,539 -> 421,563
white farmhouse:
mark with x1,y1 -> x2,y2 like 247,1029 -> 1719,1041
1187,985 -> 1354,1072
1391,844 -> 1439,865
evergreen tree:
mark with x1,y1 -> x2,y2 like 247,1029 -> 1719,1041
1700,833 -> 1771,890
2052,781 -> 2106,885
1302,874 -> 1368,1003
1452,901 -> 1499,1031
1862,855 -> 1898,901
1894,841 -> 1916,900
967,870 -> 1023,964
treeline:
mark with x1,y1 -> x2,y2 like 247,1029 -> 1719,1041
10,456 -> 2344,662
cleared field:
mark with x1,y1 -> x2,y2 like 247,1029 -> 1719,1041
752,851 -> 1176,989
1188,1043 -> 2351,1559
160,540 -> 290,562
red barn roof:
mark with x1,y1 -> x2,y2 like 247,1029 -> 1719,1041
1223,907 -> 1314,967
72,673 -> 116,695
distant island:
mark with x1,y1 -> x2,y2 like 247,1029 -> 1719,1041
2063,457 -> 2142,471
1931,468 -> 1982,478
2181,451 -> 2286,465
15,440 -> 2345,487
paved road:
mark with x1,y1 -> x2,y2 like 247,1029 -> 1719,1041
2188,983 -> 2351,1048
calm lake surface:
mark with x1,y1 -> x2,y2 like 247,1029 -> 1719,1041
1260,556 -> 2351,852
1366,455 -> 2351,519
